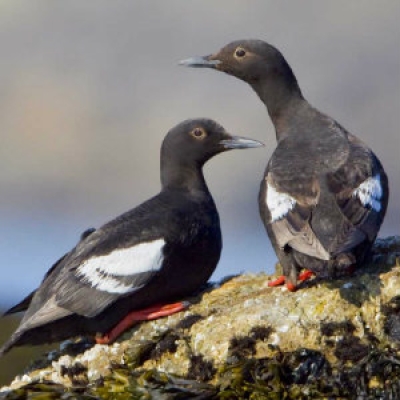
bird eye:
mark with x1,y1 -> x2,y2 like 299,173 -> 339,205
234,47 -> 246,58
190,128 -> 206,140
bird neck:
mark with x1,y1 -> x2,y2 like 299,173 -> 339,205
251,72 -> 305,141
161,160 -> 209,195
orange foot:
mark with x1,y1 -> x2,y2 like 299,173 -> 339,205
96,301 -> 189,345
268,270 -> 314,292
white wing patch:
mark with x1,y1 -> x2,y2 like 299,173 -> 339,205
353,174 -> 382,212
77,238 -> 165,294
266,183 -> 296,222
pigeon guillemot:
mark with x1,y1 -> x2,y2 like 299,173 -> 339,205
0,118 -> 263,355
180,40 -> 389,291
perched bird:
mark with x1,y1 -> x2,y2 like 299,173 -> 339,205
180,40 -> 389,290
0,118 -> 263,355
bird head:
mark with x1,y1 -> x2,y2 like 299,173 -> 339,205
162,118 -> 263,167
180,39 -> 294,85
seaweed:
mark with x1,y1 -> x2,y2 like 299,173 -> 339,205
249,326 -> 273,341
175,314 -> 204,331
382,296 -> 400,342
320,320 -> 356,336
334,336 -> 369,363
186,354 -> 216,382
227,326 -> 273,364
4,344 -> 400,399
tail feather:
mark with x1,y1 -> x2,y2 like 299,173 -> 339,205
3,250 -> 71,317
3,292 -> 34,316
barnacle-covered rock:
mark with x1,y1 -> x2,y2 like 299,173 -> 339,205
1,236 -> 400,399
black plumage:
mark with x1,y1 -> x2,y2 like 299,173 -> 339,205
0,118 -> 263,355
181,40 -> 389,290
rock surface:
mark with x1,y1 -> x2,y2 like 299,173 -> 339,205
1,236 -> 400,399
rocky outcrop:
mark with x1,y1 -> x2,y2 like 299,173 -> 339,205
1,236 -> 400,399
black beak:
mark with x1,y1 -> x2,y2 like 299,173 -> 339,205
179,55 -> 221,68
219,135 -> 264,150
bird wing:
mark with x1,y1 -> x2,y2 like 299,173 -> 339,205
326,134 -> 388,253
261,171 -> 331,260
261,133 -> 388,260
54,232 -> 166,317
17,195 -> 176,334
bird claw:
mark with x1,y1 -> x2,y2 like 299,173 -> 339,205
95,301 -> 189,345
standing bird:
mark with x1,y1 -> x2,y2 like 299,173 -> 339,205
0,118 -> 263,355
180,40 -> 389,291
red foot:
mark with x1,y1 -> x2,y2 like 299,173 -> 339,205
298,270 -> 314,282
95,301 -> 189,345
268,275 -> 296,291
268,270 -> 314,292
268,275 -> 286,287
286,282 -> 296,292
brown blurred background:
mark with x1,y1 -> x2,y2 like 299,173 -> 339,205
0,1 -> 399,385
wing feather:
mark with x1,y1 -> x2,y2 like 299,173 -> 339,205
262,131 -> 388,262
263,173 -> 330,260
327,134 -> 388,249
18,195 -> 175,326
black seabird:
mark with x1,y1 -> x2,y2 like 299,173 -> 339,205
181,40 -> 389,291
0,118 -> 263,355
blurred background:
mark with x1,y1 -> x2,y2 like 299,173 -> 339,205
0,1 -> 399,385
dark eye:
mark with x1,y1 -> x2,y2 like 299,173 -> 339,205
191,128 -> 206,139
234,47 -> 246,58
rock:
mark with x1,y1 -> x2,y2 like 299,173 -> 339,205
1,236 -> 400,399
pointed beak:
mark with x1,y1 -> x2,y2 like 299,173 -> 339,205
219,135 -> 264,150
179,55 -> 221,68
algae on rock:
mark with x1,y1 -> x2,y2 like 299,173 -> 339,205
1,236 -> 400,399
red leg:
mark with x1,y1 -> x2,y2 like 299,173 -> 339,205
96,301 -> 189,345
